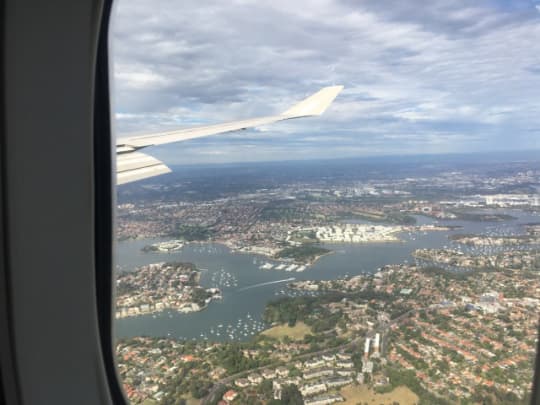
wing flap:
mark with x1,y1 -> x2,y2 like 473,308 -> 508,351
116,151 -> 171,185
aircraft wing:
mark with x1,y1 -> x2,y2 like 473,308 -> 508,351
116,85 -> 343,185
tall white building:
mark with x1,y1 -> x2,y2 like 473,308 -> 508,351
364,338 -> 371,359
373,333 -> 380,353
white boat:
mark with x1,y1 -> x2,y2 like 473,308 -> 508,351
156,240 -> 184,252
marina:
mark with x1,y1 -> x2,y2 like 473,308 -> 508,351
115,209 -> 540,342
258,262 -> 308,272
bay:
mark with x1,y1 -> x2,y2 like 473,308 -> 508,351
114,209 -> 539,342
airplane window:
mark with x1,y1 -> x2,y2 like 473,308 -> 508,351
111,1 -> 540,404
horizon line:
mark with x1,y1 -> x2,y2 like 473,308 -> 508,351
166,148 -> 540,169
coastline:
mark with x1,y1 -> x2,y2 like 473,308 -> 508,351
115,262 -> 222,320
115,300 -> 213,319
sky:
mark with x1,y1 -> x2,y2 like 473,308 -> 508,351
111,0 -> 540,165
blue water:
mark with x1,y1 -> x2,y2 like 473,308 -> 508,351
114,209 -> 539,341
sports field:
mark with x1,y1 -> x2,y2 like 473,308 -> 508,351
261,322 -> 312,341
340,384 -> 419,405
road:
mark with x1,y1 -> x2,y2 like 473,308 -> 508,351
201,335 -> 362,404
202,306 -> 434,404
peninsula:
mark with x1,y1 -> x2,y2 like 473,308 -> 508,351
115,262 -> 221,318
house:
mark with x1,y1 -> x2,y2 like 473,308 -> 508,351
273,377 -> 302,392
272,379 -> 282,390
248,373 -> 263,385
323,377 -> 352,388
322,354 -> 335,362
235,378 -> 250,388
304,394 -> 344,405
262,369 -> 277,379
282,377 -> 302,386
374,376 -> 390,386
336,353 -> 351,361
362,360 -> 373,373
223,390 -> 238,402
336,368 -> 355,377
303,368 -> 334,380
276,366 -> 289,377
180,354 -> 195,362
300,382 -> 327,396
209,366 -> 227,380
304,358 -> 325,369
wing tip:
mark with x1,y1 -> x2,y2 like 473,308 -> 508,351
283,85 -> 344,118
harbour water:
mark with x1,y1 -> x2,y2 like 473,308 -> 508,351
114,209 -> 539,342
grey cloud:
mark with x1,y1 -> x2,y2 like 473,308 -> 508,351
339,0 -> 538,37
111,0 -> 540,163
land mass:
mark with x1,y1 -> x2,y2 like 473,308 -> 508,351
275,244 -> 332,265
116,262 -> 221,318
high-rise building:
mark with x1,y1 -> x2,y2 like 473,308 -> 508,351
374,333 -> 380,353
364,338 -> 371,359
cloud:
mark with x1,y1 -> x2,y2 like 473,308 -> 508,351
111,0 -> 540,164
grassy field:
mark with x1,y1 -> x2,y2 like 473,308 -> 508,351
340,385 -> 419,405
261,322 -> 312,341
143,396 -> 200,405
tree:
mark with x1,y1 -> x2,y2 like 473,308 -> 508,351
288,367 -> 302,378
258,379 -> 273,397
191,288 -> 211,307
208,386 -> 228,405
280,384 -> 303,405
288,316 -> 297,327
188,378 -> 212,399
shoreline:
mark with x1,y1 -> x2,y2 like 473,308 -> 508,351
115,262 -> 222,320
115,291 -> 225,320
115,301 -> 212,319
320,237 -> 402,244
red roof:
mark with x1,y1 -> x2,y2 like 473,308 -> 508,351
223,389 -> 238,401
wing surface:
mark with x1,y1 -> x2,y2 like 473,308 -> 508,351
116,85 -> 343,184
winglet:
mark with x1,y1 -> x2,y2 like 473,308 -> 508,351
282,85 -> 344,118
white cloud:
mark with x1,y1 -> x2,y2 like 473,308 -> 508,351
115,66 -> 171,90
110,0 -> 540,164
115,113 -> 139,120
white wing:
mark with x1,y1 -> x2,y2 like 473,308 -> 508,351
116,85 -> 343,184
